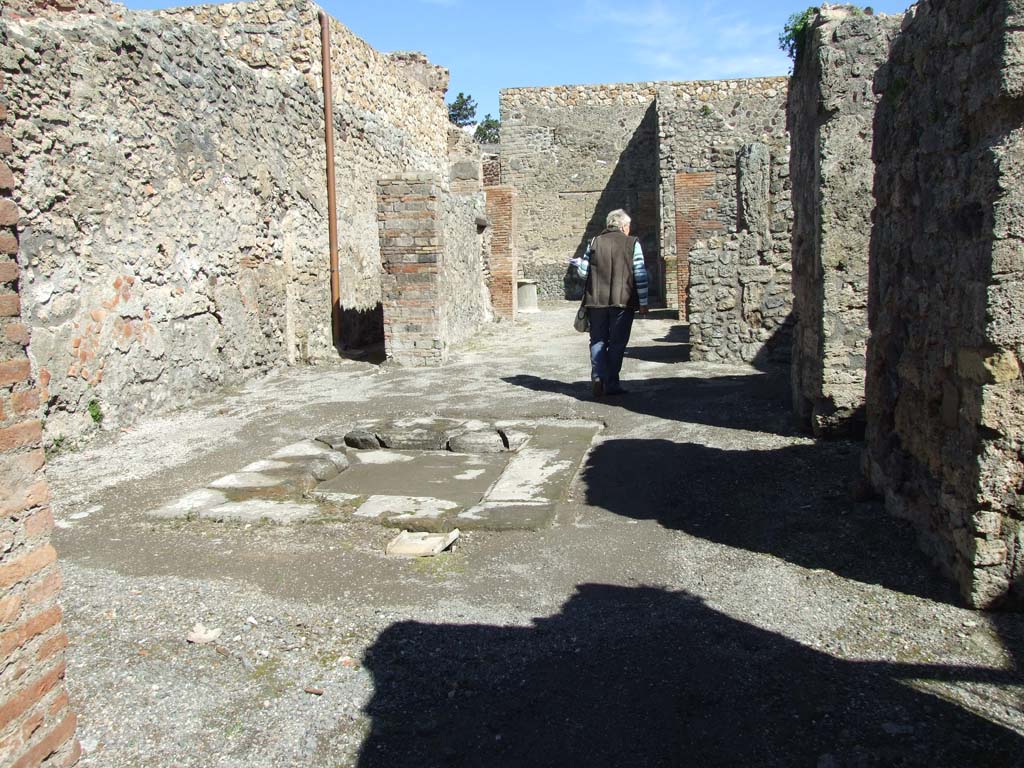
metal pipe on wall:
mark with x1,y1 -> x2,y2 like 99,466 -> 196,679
319,9 -> 342,350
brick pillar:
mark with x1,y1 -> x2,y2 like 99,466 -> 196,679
377,174 -> 446,366
673,172 -> 722,320
484,186 -> 516,321
0,76 -> 80,767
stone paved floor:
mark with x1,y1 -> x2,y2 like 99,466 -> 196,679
47,307 -> 1024,767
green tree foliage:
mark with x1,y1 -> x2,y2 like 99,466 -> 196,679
778,7 -> 818,63
448,92 -> 477,127
474,114 -> 500,143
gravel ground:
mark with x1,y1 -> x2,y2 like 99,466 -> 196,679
47,307 -> 1024,767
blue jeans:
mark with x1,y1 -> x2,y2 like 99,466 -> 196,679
588,307 -> 634,391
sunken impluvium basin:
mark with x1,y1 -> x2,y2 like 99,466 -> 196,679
148,418 -> 601,531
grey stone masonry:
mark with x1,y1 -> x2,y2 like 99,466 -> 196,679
500,84 -> 660,302
866,0 -> 1024,607
0,0 -> 451,442
657,79 -> 792,364
788,8 -> 902,437
499,77 -> 794,368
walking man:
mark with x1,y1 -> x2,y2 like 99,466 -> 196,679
570,209 -> 649,397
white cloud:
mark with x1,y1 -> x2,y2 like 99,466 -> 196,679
578,0 -> 788,80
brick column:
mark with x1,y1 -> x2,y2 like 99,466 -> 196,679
377,174 -> 446,366
484,186 -> 516,321
0,77 -> 80,766
673,172 -> 722,320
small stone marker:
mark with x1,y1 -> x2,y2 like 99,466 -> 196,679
186,623 -> 222,645
448,429 -> 506,454
344,429 -> 381,450
385,529 -> 460,558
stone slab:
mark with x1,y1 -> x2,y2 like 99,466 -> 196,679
486,423 -> 599,503
455,501 -> 556,531
448,429 -> 506,453
198,499 -> 321,525
356,495 -> 461,533
210,472 -> 287,490
318,451 -> 506,508
375,417 -> 465,451
146,488 -> 229,520
270,440 -> 335,459
385,529 -> 460,558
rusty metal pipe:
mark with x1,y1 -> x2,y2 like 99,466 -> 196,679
319,9 -> 342,350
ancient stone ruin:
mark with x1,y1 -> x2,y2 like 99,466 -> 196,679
4,0 -> 1024,763
500,78 -> 794,365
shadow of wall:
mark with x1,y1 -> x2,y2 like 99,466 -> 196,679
564,103 -> 661,302
357,584 -> 1022,767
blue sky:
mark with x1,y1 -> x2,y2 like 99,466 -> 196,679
122,0 -> 912,120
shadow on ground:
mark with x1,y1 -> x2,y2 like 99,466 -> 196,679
581,437 -> 958,604
503,372 -> 795,436
356,584 -> 1022,768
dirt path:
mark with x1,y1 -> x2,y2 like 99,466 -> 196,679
48,307 -> 1024,767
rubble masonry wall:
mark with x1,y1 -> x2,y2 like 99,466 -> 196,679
0,0 -> 451,442
500,78 -> 793,365
657,79 -> 791,364
499,84 -> 660,302
788,9 -> 902,436
866,0 -> 1024,607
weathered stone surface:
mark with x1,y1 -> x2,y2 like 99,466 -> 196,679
146,488 -> 228,520
344,429 -> 381,450
687,232 -> 792,365
377,427 -> 450,451
455,501 -> 556,531
321,450 -> 506,508
448,429 -> 506,454
657,81 -> 791,361
315,434 -> 349,451
1,0 -> 453,441
374,417 -> 462,451
198,499 -> 320,524
789,8 -> 901,437
315,420 -> 600,531
269,440 -> 333,460
737,142 -> 771,241
865,0 -> 1024,608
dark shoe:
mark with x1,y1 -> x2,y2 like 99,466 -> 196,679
592,380 -> 604,398
605,386 -> 628,396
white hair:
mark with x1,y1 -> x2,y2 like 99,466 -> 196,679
606,209 -> 631,230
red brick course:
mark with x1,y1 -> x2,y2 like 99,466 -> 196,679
377,176 -> 447,366
485,187 -> 516,321
673,172 -> 722,320
0,91 -> 79,765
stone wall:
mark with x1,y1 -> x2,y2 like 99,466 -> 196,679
865,0 -> 1024,608
448,127 -> 482,196
440,187 -> 491,351
0,70 -> 80,767
499,84 -> 660,301
0,0 -> 451,442
789,8 -> 901,437
656,78 -> 792,364
500,77 -> 793,364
